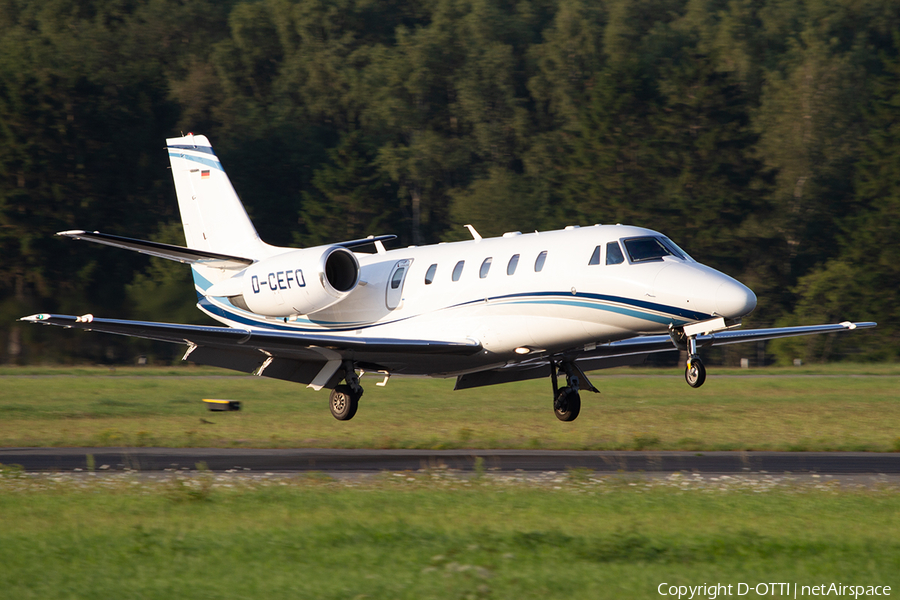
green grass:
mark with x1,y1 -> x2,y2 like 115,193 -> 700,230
2,366 -> 897,597
0,365 -> 898,450
0,471 -> 897,599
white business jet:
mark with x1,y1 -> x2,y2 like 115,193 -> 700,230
20,134 -> 875,421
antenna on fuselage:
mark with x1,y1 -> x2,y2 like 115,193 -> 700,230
464,224 -> 482,241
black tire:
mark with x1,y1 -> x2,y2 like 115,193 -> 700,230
554,387 -> 581,422
685,358 -> 707,388
330,385 -> 360,420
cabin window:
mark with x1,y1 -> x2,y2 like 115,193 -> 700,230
534,251 -> 548,272
390,267 -> 406,289
589,246 -> 601,265
479,257 -> 492,279
424,263 -> 437,285
507,254 -> 519,275
452,260 -> 465,282
606,241 -> 625,265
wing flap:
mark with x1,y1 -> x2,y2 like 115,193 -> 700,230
185,346 -> 269,374
454,355 -> 646,390
187,346 -> 331,385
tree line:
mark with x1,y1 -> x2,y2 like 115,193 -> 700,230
1,0 -> 897,365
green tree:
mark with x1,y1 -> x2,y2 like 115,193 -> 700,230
772,41 -> 900,362
297,130 -> 400,245
0,0 -> 231,362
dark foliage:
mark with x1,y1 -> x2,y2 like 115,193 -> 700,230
1,0 -> 896,364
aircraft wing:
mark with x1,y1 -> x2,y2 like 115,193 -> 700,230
571,320 -> 878,360
455,321 -> 876,390
18,313 -> 482,389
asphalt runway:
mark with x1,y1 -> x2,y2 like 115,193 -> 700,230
1,448 -> 898,474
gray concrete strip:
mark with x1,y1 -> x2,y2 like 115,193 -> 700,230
1,448 -> 898,474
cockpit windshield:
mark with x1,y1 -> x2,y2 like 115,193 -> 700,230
622,236 -> 693,263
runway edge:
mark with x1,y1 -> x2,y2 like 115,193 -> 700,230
1,448 -> 899,474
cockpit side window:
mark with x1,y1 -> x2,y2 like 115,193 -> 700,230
659,237 -> 692,261
589,246 -> 601,265
606,241 -> 625,265
622,237 -> 682,263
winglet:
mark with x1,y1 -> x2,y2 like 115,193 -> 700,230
18,314 -> 50,322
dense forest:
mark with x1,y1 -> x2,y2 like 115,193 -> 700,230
1,0 -> 897,365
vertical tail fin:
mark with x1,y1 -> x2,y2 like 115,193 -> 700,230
166,134 -> 270,260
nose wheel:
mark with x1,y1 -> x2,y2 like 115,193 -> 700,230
683,333 -> 706,388
685,355 -> 706,388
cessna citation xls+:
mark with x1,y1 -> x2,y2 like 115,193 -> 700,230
20,134 -> 875,422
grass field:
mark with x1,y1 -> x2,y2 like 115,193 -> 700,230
2,366 -> 898,598
0,365 -> 898,451
0,468 -> 897,599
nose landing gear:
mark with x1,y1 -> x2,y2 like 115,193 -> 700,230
684,334 -> 706,388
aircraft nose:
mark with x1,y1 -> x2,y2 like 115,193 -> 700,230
716,280 -> 757,318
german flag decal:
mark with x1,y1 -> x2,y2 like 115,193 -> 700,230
200,170 -> 210,179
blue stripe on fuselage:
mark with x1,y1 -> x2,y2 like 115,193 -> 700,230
499,298 -> 685,326
193,286 -> 707,335
491,291 -> 711,322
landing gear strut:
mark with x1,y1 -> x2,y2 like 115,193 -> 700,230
550,361 -> 597,422
330,361 -> 364,420
684,335 -> 706,388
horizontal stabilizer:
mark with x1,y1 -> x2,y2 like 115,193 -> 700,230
57,230 -> 254,268
336,235 -> 397,250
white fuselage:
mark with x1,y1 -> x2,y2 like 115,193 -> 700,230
194,224 -> 757,377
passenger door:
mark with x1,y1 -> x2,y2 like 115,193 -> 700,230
386,259 -> 412,310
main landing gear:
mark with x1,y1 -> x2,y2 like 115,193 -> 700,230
550,361 -> 599,422
330,361 -> 364,421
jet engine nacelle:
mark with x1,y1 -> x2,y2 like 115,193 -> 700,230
208,246 -> 360,317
